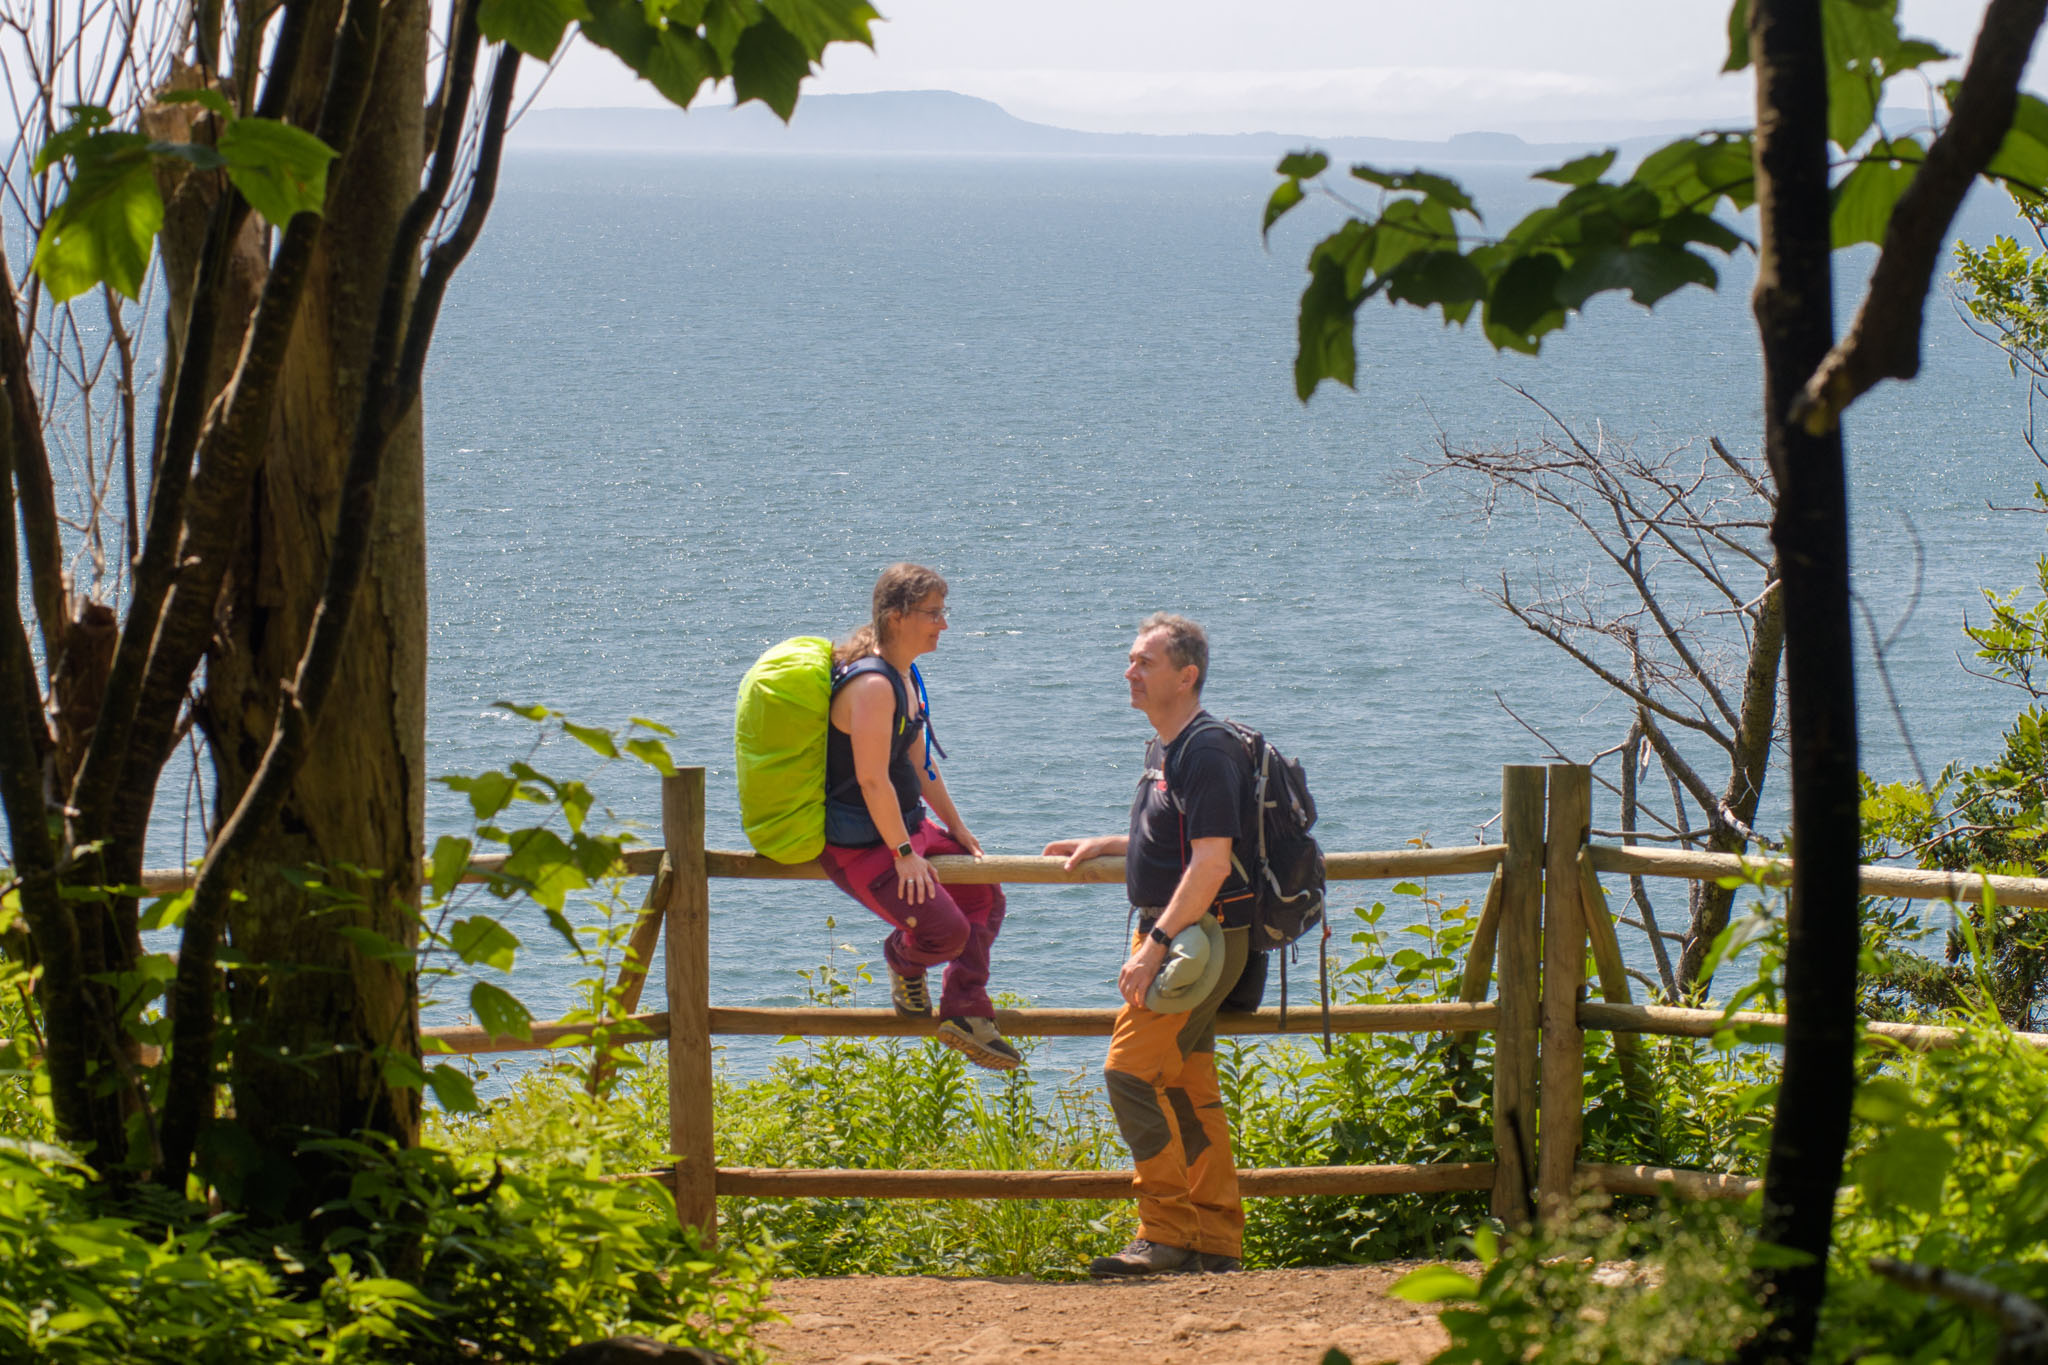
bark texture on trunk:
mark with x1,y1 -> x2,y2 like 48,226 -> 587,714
1744,1 -> 1862,1359
202,0 -> 428,1168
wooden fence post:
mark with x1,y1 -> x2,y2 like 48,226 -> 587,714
1492,764 -> 1546,1226
662,768 -> 716,1241
1537,764 -> 1591,1223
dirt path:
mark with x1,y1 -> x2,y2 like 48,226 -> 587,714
759,1264 -> 1455,1365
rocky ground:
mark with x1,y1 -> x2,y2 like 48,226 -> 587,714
759,1264 -> 1455,1365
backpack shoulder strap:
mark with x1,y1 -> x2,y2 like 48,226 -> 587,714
831,655 -> 909,728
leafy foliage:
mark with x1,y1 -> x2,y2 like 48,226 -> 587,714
0,1138 -> 779,1363
31,100 -> 335,301
33,0 -> 873,300
1268,0 -> 2048,399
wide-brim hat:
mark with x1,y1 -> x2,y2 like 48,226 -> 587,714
1145,914 -> 1227,1014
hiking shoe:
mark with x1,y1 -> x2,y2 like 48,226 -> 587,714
1193,1252 -> 1242,1273
936,1016 -> 1023,1071
1088,1238 -> 1197,1278
889,965 -> 934,1018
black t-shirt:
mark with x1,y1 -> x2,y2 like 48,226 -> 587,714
1125,712 -> 1253,925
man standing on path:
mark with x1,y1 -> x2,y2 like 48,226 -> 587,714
1044,612 -> 1265,1277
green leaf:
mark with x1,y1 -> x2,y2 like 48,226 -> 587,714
561,720 -> 620,759
1483,252 -> 1567,348
1350,164 -> 1475,215
469,981 -> 533,1040
501,826 -> 590,911
1853,1123 -> 1952,1215
32,129 -> 162,301
557,778 -> 594,832
1986,95 -> 2048,203
451,915 -> 520,971
1852,1076 -> 1921,1123
761,0 -> 879,54
1557,242 -> 1718,310
1276,150 -> 1328,180
139,889 -> 193,933
625,736 -> 677,776
1389,1264 -> 1479,1302
425,1063 -> 479,1113
479,0 -> 590,58
1832,146 -> 1919,247
216,117 -> 336,226
1724,0 -> 1751,73
443,770 -> 519,819
1264,178 -> 1306,239
158,88 -> 235,121
629,715 -> 676,737
1294,253 -> 1361,399
494,700 -> 552,721
1386,250 -> 1486,313
429,835 -> 473,901
1533,149 -> 1617,187
730,13 -> 811,121
31,104 -> 113,175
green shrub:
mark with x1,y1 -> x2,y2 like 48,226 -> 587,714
0,1136 -> 780,1364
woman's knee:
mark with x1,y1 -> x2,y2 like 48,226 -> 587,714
908,900 -> 971,957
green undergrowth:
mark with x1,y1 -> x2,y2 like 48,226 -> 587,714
432,880 -> 1782,1278
0,1136 -> 780,1364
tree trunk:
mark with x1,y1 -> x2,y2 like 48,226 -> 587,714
1743,1 -> 1863,1360
200,0 -> 428,1193
1678,566 -> 1786,991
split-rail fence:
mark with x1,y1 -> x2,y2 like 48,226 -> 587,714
145,763 -> 2048,1242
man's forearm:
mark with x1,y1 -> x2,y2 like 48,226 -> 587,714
1154,849 -> 1229,937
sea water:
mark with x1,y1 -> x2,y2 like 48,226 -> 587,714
161,151 -> 2048,1080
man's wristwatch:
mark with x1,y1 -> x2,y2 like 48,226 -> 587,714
895,840 -> 915,859
1147,924 -> 1173,949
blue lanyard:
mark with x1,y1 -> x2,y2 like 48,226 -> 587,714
909,663 -> 946,781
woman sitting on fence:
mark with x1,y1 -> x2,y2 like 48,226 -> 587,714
820,562 -> 1019,1070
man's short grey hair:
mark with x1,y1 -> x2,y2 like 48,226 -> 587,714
1139,612 -> 1208,694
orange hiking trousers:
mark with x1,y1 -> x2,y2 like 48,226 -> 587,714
1103,922 -> 1251,1258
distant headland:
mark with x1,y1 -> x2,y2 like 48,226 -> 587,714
510,89 -> 1745,163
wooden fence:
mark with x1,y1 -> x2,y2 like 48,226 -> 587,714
153,762 -> 2048,1241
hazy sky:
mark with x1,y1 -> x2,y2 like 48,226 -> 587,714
526,0 -> 2048,140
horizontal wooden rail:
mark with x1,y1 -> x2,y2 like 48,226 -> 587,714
419,1002 -> 1503,1055
1578,1163 -> 1759,1201
135,844 -> 1506,896
422,997 -> 2048,1059
613,1161 -> 1752,1202
710,1161 -> 1498,1199
1588,844 -> 2048,909
1580,1001 -> 2048,1052
143,839 -> 2048,905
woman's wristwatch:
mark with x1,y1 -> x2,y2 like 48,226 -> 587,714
1147,924 -> 1173,949
895,840 -> 915,859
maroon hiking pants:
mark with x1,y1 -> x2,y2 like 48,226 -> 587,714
818,823 -> 1006,1019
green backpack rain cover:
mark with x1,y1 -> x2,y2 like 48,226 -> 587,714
734,636 -> 835,863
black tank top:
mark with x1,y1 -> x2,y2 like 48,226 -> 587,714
824,657 -> 924,839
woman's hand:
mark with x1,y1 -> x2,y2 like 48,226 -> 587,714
895,849 -> 938,905
952,827 -> 985,859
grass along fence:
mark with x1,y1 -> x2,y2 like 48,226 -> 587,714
139,763 -> 2048,1241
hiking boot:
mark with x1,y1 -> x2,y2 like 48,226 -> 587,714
889,965 -> 934,1018
936,1016 -> 1023,1071
1193,1252 -> 1242,1274
1087,1238 -> 1197,1278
